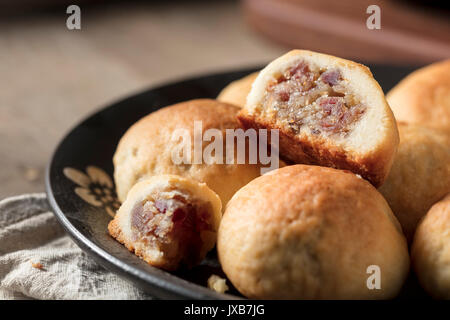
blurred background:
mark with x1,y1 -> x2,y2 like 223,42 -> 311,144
0,0 -> 449,198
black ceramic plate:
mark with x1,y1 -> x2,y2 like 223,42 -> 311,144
46,65 -> 426,300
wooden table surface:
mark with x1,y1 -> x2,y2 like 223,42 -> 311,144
0,1 -> 286,199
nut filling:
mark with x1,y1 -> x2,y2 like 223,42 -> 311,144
131,194 -> 213,267
263,61 -> 366,136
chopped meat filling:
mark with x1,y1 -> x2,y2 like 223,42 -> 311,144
131,194 -> 213,267
263,61 -> 366,136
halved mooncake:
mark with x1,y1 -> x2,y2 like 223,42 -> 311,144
108,174 -> 222,271
238,50 -> 399,187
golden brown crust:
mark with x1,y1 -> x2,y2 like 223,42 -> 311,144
218,165 -> 409,299
108,215 -> 157,267
411,194 -> 450,299
387,59 -> 450,132
379,123 -> 450,242
238,112 -> 395,187
108,218 -> 136,257
217,72 -> 259,107
31,262 -> 45,270
113,99 -> 265,206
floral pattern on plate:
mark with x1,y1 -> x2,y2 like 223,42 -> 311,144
63,166 -> 120,217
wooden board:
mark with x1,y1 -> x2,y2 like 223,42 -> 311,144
243,0 -> 450,63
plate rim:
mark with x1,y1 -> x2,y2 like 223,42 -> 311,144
43,69 -> 258,300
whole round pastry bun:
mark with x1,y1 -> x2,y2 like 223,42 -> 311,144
108,174 -> 222,270
239,49 -> 399,187
218,165 -> 409,299
387,59 -> 450,132
379,123 -> 450,242
113,99 -> 266,207
412,194 -> 450,299
217,72 -> 259,108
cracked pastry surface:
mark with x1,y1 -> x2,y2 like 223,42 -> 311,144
217,165 -> 409,299
238,50 -> 399,187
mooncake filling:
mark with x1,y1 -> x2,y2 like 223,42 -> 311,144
262,61 -> 366,136
131,194 -> 213,267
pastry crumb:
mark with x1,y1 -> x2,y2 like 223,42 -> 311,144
31,261 -> 45,270
207,274 -> 229,294
24,167 -> 40,182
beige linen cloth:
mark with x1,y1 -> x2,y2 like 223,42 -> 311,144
0,193 -> 151,300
